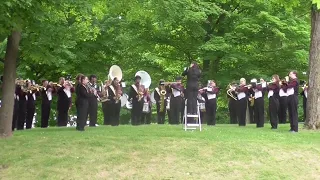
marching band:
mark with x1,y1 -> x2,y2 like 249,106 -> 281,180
10,64 -> 307,133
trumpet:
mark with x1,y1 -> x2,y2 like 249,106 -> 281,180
50,82 -> 62,87
86,83 -> 101,101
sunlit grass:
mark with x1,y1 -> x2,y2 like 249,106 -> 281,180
1,124 -> 320,180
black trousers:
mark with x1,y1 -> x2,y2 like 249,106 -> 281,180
186,88 -> 198,114
111,102 -> 121,126
141,111 -> 152,124
41,101 -> 51,128
237,98 -> 247,126
17,101 -> 26,130
248,101 -> 255,123
156,103 -> 166,124
88,98 -> 98,126
269,96 -> 279,129
288,95 -> 299,132
181,99 -> 185,123
206,99 -> 217,125
167,110 -> 171,123
278,96 -> 288,124
102,102 -> 111,125
170,96 -> 182,124
77,100 -> 89,130
131,100 -> 143,125
229,99 -> 237,124
26,105 -> 35,129
57,105 -> 69,127
254,98 -> 264,127
302,96 -> 307,121
12,99 -> 19,131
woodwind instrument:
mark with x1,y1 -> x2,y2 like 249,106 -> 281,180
159,86 -> 166,112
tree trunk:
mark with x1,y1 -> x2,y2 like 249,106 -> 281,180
0,31 -> 21,138
306,6 -> 320,130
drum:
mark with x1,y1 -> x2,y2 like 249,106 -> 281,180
142,102 -> 150,113
199,103 -> 206,112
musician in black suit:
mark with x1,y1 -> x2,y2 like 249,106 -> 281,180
26,81 -> 40,129
101,80 -> 112,125
108,77 -> 122,126
41,80 -> 54,128
154,80 -> 167,124
287,71 -> 299,132
200,80 -> 219,126
236,78 -> 249,126
169,77 -> 184,124
141,88 -> 152,124
300,83 -> 308,121
12,85 -> 20,131
76,76 -> 91,131
17,85 -> 27,130
57,77 -> 74,126
182,61 -> 201,115
278,77 -> 288,124
251,79 -> 265,128
227,82 -> 238,124
129,76 -> 144,125
248,79 -> 256,124
88,75 -> 99,127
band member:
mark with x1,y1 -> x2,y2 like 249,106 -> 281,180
166,86 -> 172,123
12,85 -> 20,131
248,79 -> 256,124
108,77 -> 122,126
251,79 -> 265,128
141,88 -> 152,124
129,75 -> 144,125
170,77 -> 184,124
300,83 -> 308,121
76,76 -> 91,131
181,88 -> 187,124
236,78 -> 249,126
278,77 -> 288,124
57,77 -> 74,126
200,80 -> 219,126
227,82 -> 238,124
287,71 -> 299,132
26,81 -> 40,129
17,84 -> 27,130
41,80 -> 54,128
101,80 -> 111,125
268,75 -> 280,129
75,73 -> 84,118
154,80 -> 166,124
88,75 -> 99,127
182,61 -> 201,115
197,91 -> 205,124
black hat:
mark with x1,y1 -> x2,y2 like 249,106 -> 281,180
159,79 -> 165,85
175,76 -> 182,80
134,75 -> 141,81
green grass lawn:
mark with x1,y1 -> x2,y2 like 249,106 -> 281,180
1,124 -> 320,180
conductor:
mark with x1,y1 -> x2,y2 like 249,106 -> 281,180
182,61 -> 201,115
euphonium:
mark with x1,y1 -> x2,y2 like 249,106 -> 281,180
100,82 -> 109,103
159,87 -> 166,112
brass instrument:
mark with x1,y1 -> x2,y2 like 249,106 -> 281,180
114,86 -> 122,104
87,82 -> 101,101
159,86 -> 166,112
137,91 -> 144,101
249,96 -> 254,106
227,89 -> 237,101
100,82 -> 109,103
51,82 -> 62,87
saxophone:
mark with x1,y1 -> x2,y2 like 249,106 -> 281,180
159,86 -> 166,112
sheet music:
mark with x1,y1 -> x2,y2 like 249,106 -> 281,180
287,88 -> 294,96
237,92 -> 246,100
254,91 -> 262,99
279,89 -> 288,97
207,93 -> 216,100
268,90 -> 274,98
173,89 -> 181,97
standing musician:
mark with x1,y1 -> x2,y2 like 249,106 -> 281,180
267,75 -> 280,129
169,76 -> 184,124
251,79 -> 265,128
26,80 -> 40,129
197,90 -> 205,124
227,82 -> 238,124
154,80 -> 167,124
182,61 -> 201,116
236,78 -> 249,126
199,80 -> 219,126
129,75 -> 144,126
108,77 -> 122,126
141,88 -> 152,124
12,84 -> 20,131
300,82 -> 308,121
41,80 -> 54,128
75,73 -> 84,118
76,75 -> 91,131
248,79 -> 256,124
287,71 -> 299,133
101,80 -> 111,125
56,77 -> 74,126
88,75 -> 100,127
278,77 -> 288,124
17,81 -> 27,130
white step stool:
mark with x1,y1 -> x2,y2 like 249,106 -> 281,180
183,100 -> 202,131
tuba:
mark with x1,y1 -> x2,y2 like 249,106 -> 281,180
159,86 -> 166,112
135,71 -> 151,102
109,65 -> 123,81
